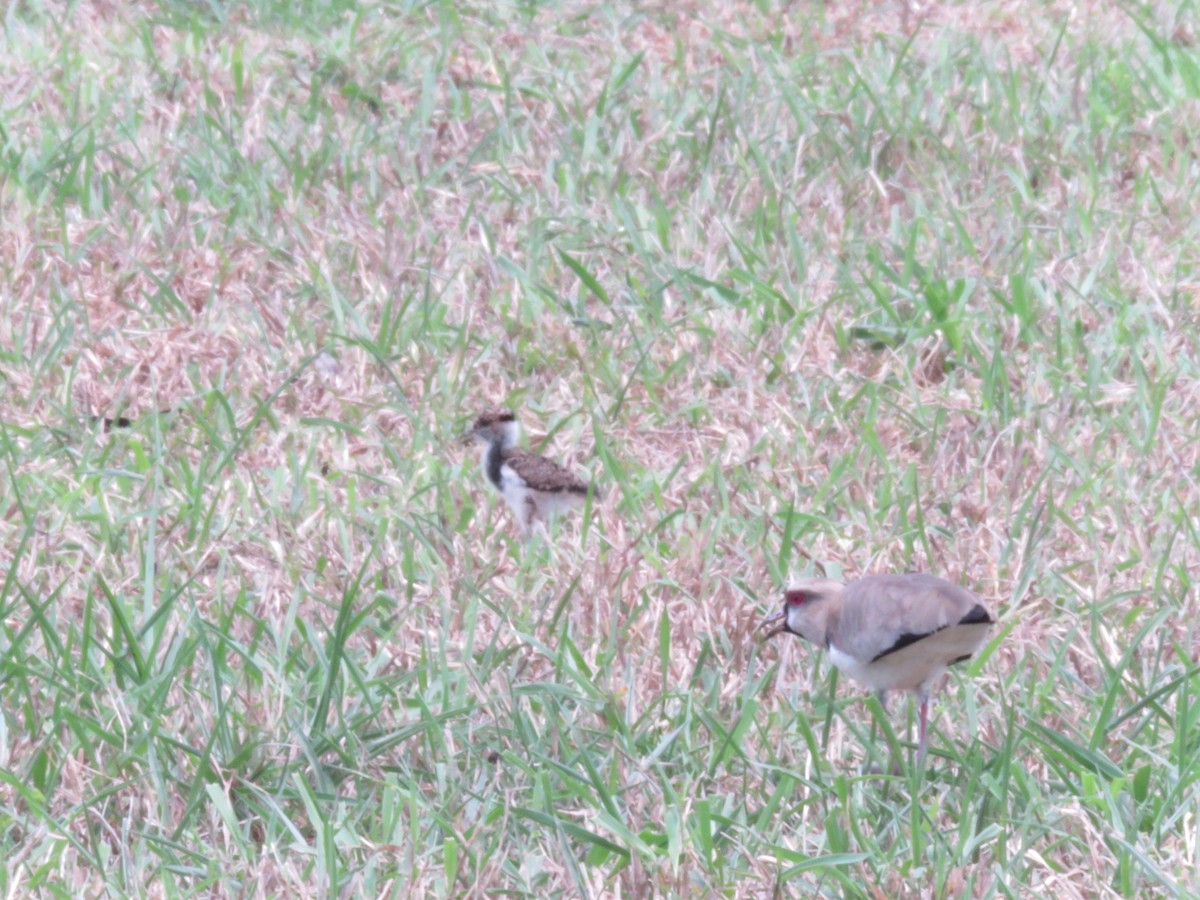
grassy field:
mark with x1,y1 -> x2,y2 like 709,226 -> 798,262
3,0 -> 1200,896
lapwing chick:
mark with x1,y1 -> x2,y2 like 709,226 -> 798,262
761,573 -> 994,763
466,407 -> 598,534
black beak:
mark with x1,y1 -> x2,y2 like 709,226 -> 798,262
758,608 -> 789,641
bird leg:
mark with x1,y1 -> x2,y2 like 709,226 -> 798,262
518,496 -> 537,539
916,691 -> 930,764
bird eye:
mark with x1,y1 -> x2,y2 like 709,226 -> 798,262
786,591 -> 806,605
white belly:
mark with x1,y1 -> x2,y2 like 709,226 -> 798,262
825,618 -> 991,695
497,462 -> 583,528
828,642 -> 946,694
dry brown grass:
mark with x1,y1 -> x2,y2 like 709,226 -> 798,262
3,0 -> 1200,896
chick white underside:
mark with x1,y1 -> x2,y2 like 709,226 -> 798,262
496,460 -> 584,529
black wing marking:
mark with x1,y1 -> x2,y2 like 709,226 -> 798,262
959,603 -> 993,625
871,604 -> 994,663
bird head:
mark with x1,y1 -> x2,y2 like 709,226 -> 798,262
464,408 -> 520,448
760,579 -> 844,645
